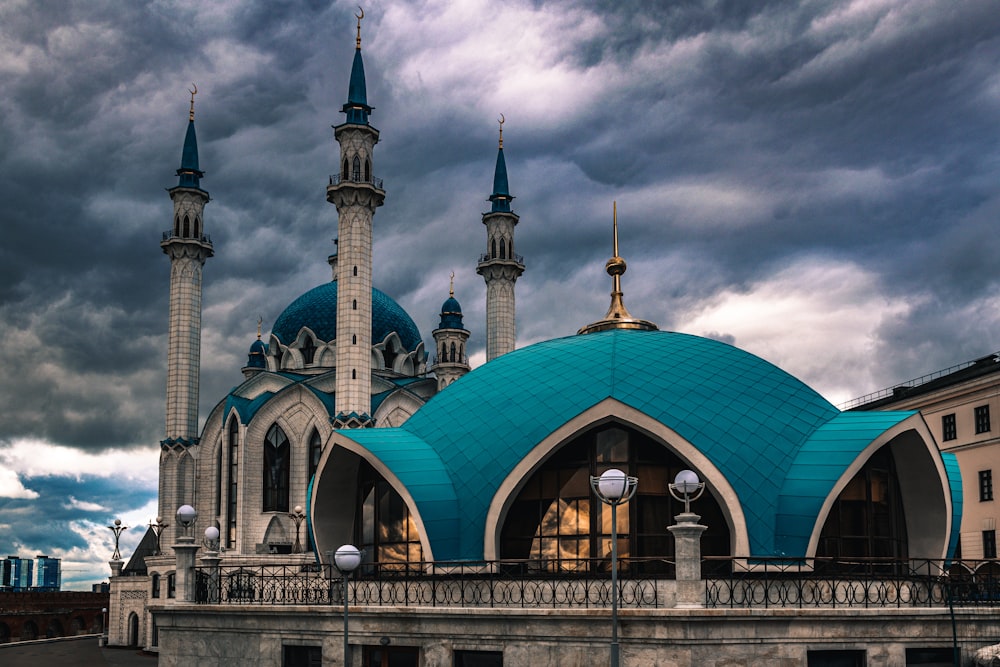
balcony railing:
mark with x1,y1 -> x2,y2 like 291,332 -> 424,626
328,174 -> 384,189
191,557 -> 1000,609
478,252 -> 524,265
161,231 -> 212,244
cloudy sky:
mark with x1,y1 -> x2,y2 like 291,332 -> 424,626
1,0 -> 999,588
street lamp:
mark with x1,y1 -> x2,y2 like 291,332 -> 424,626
668,469 -> 705,514
289,506 -> 306,554
108,519 -> 128,561
334,544 -> 362,667
176,505 -> 198,538
149,517 -> 169,556
590,468 -> 638,667
203,526 -> 220,553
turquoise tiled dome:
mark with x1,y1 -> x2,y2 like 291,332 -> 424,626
337,329 -> 956,561
271,282 -> 422,351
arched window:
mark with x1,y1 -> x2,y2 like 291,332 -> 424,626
227,418 -> 239,548
500,422 -> 731,575
182,215 -> 190,237
365,158 -> 371,182
352,369 -> 357,379
352,334 -> 357,345
215,443 -> 222,517
353,265 -> 358,276
343,157 -> 349,179
441,343 -> 447,360
356,459 -> 424,572
301,336 -> 317,365
817,446 -> 908,562
263,424 -> 290,512
491,238 -> 497,259
174,216 -> 180,237
500,238 -> 506,259
353,299 -> 357,310
352,155 -> 361,181
194,217 -> 200,238
167,572 -> 176,598
309,429 -> 322,480
151,573 -> 161,599
450,342 -> 456,362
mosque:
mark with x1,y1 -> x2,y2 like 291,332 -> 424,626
105,12 -> 987,667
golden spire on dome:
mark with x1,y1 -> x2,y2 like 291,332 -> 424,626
577,201 -> 658,335
449,271 -> 455,297
355,6 -> 364,49
498,113 -> 504,149
188,83 -> 197,121
257,315 -> 263,340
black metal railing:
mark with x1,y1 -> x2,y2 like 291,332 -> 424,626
328,174 -> 384,189
191,557 -> 1000,610
161,231 -> 212,244
194,558 -> 662,608
477,252 -> 524,265
704,557 -> 1000,609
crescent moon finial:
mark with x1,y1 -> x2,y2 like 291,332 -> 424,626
449,271 -> 455,297
498,113 -> 505,149
355,6 -> 364,49
257,315 -> 263,340
188,83 -> 197,121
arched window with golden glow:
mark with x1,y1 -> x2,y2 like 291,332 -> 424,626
500,422 -> 731,575
356,460 -> 423,572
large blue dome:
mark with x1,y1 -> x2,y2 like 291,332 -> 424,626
271,282 -> 422,351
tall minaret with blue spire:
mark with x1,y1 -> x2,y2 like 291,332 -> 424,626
160,86 -> 213,538
476,116 -> 524,361
327,9 -> 385,428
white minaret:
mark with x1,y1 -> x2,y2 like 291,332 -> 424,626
431,274 -> 471,390
327,12 -> 384,428
477,116 -> 524,361
160,87 -> 213,537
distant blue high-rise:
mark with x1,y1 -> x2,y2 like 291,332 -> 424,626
34,555 -> 61,591
1,555 -> 33,591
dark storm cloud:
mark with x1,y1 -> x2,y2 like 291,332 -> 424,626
0,0 -> 997,486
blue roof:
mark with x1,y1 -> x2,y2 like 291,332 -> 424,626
339,329 -> 948,560
488,147 -> 512,213
270,281 -> 422,351
175,119 -> 204,189
438,296 -> 464,330
342,48 -> 371,125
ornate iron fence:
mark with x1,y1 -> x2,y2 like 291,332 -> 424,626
191,557 -> 1000,610
704,557 -> 1000,609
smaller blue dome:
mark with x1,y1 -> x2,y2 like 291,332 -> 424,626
247,338 -> 267,368
439,296 -> 464,330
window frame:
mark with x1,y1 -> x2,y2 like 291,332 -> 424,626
941,413 -> 957,441
975,404 -> 991,434
980,469 -> 994,502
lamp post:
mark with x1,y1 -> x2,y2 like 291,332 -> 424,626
590,468 -> 638,667
667,469 -> 707,608
108,519 -> 128,561
334,544 -> 362,667
289,505 -> 306,554
174,505 -> 199,603
149,517 -> 169,556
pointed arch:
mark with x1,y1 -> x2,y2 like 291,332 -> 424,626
364,158 -> 371,182
226,416 -> 239,547
500,238 -> 506,259
263,424 -> 290,513
174,215 -> 180,237
491,238 -> 497,259
352,155 -> 361,181
193,217 -> 201,238
343,157 -> 349,179
450,342 -> 457,362
182,215 -> 190,237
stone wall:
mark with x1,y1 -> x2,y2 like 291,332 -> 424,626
152,602 -> 995,667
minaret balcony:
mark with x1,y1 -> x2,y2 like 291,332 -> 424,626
328,173 -> 384,190
162,231 -> 213,245
478,251 -> 524,265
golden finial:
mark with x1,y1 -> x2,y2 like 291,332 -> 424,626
577,201 -> 658,335
188,83 -> 197,121
498,113 -> 505,149
355,6 -> 364,49
256,315 -> 263,340
449,271 -> 455,298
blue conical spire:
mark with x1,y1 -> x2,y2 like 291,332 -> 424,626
342,11 -> 372,125
176,87 -> 204,189
488,117 -> 512,213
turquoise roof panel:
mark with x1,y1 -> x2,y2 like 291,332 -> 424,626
943,451 -> 963,559
774,410 -> 915,556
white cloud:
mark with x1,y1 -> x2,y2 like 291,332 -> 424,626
676,257 -> 910,406
0,466 -> 39,499
65,496 -> 109,512
0,439 -> 159,485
